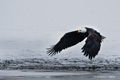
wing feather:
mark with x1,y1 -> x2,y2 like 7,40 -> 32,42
82,33 -> 101,60
47,31 -> 87,56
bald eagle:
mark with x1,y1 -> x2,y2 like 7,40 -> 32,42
47,27 -> 105,60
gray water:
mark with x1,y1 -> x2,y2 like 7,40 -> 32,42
0,70 -> 120,80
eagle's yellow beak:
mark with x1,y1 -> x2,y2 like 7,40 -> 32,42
78,30 -> 80,33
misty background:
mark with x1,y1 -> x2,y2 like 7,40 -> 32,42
0,0 -> 120,60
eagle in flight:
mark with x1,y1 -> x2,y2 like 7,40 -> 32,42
47,27 -> 105,60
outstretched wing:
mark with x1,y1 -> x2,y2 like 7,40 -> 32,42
82,33 -> 101,60
47,30 -> 87,56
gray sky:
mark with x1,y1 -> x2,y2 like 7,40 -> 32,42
0,0 -> 120,59
0,0 -> 120,41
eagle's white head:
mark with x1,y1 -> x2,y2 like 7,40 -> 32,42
78,27 -> 87,33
